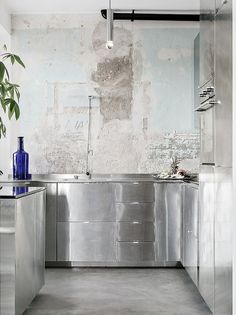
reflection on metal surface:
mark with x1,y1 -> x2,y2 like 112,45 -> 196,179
182,183 -> 199,287
0,190 -> 46,315
54,180 -> 182,266
199,166 -> 215,312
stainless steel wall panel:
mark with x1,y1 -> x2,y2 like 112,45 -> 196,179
166,184 -> 182,262
0,215 -> 15,315
28,182 -> 57,262
214,167 -> 232,315
0,200 -> 15,228
57,222 -> 116,262
117,242 -> 155,262
58,183 -> 115,222
215,0 -> 232,167
116,222 -> 155,242
154,183 -> 167,262
200,0 -> 215,86
34,191 -> 46,294
115,202 -> 154,222
15,195 -> 36,315
44,184 -> 57,262
182,184 -> 199,288
199,166 -> 215,312
114,183 -> 155,203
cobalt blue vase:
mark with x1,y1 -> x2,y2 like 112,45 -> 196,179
13,137 -> 30,180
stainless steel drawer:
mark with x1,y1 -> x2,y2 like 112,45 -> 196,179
57,183 -> 115,222
57,222 -> 116,262
115,183 -> 154,203
117,242 -> 155,262
115,203 -> 154,222
117,222 -> 155,242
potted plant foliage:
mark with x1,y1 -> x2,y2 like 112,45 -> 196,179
0,45 -> 25,175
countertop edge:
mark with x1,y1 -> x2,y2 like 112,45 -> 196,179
0,187 -> 46,199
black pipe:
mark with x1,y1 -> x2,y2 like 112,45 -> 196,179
101,9 -> 200,22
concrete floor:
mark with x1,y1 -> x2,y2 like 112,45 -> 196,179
23,268 -> 212,315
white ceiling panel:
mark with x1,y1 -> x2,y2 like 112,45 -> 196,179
4,0 -> 200,14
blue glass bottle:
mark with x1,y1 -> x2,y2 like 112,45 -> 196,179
13,137 -> 29,180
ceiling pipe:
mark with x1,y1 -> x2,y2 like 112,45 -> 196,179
101,9 -> 200,22
106,0 -> 114,49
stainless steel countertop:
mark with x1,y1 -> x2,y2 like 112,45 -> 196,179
0,174 -> 198,185
0,186 -> 46,199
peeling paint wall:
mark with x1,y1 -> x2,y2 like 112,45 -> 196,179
10,14 -> 200,174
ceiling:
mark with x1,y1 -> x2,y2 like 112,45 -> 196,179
4,0 -> 200,14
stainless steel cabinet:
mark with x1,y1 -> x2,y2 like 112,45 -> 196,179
215,0 -> 232,167
166,184 -> 182,262
115,202 -> 154,222
115,183 -> 155,203
116,222 -> 155,242
154,183 -> 167,262
0,190 -> 46,315
115,182 -> 156,264
214,167 -> 232,315
199,166 -> 215,312
117,242 -> 155,262
57,222 -> 116,262
182,184 -> 199,288
58,183 -> 115,221
200,0 -> 215,86
57,183 -> 116,264
28,182 -> 57,262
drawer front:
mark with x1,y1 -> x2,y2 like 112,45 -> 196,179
57,222 -> 116,262
115,203 -> 154,222
58,183 -> 115,222
117,242 -> 155,262
115,183 -> 154,203
117,222 -> 155,242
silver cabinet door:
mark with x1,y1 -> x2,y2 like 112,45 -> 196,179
34,191 -> 46,294
58,183 -> 115,222
117,222 -> 155,242
15,194 -> 36,315
214,167 -> 232,315
57,222 -> 116,262
199,166 -> 215,312
0,200 -> 15,315
114,183 -> 155,203
199,108 -> 215,164
45,184 -> 57,262
115,202 -> 154,222
183,184 -> 199,287
29,182 -> 57,262
117,242 -> 155,262
200,0 -> 215,86
215,0 -> 232,167
166,184 -> 182,262
154,183 -> 167,262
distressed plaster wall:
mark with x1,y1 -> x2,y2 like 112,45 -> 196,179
10,14 -> 200,174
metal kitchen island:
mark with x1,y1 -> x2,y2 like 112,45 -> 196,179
0,186 -> 46,315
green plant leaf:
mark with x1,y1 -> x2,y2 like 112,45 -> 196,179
8,99 -> 20,120
13,55 -> 25,68
0,62 -> 5,82
0,117 -> 6,138
14,87 -> 20,101
10,55 -> 15,65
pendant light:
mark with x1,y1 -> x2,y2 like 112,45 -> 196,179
106,0 -> 114,49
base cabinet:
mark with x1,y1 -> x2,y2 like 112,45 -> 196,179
54,182 -> 182,266
182,184 -> 199,288
199,166 -> 215,313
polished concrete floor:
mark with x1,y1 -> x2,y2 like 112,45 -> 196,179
23,268 -> 212,315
